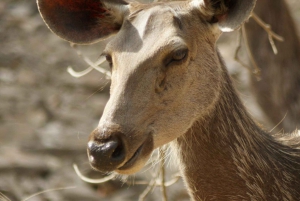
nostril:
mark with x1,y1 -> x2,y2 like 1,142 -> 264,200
112,142 -> 125,160
87,133 -> 126,171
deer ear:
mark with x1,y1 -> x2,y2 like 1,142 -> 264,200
192,0 -> 256,32
37,0 -> 130,44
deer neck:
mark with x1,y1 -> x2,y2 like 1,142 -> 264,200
172,55 -> 300,201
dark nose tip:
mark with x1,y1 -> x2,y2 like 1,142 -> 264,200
87,132 -> 125,172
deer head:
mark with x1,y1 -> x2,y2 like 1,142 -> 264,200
37,0 -> 256,174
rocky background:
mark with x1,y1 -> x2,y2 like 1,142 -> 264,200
0,0 -> 299,201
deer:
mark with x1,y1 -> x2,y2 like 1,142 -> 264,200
37,0 -> 300,200
245,0 -> 300,133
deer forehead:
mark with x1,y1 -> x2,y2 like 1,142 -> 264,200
106,4 -> 190,54
130,6 -> 181,39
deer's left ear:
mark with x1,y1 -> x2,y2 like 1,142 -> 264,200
37,0 -> 130,44
192,0 -> 256,32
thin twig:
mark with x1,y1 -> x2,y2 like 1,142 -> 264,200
73,164 -> 116,184
234,27 -> 261,79
234,29 -> 252,71
159,148 -> 168,201
251,13 -> 284,54
235,12 -> 285,79
251,13 -> 284,41
241,25 -> 261,80
268,34 -> 279,55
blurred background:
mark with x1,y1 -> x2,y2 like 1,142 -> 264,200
0,0 -> 299,200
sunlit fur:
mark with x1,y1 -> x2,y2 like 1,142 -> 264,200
99,2 -> 224,175
171,54 -> 300,200
38,0 -> 300,200
81,2 -> 300,201
95,2 -> 300,200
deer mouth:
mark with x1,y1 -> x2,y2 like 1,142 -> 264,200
115,132 -> 154,174
118,142 -> 145,171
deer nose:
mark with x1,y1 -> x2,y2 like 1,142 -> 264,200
87,131 -> 126,172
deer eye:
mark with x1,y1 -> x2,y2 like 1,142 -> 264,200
164,48 -> 188,67
173,49 -> 187,61
105,54 -> 113,68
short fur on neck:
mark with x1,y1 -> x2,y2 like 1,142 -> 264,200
172,52 -> 300,201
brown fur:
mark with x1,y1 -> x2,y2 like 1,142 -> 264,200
89,1 -> 300,200
245,0 -> 300,133
37,0 -> 300,200
173,53 -> 300,200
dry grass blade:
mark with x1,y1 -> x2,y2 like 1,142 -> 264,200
22,186 -> 76,201
131,173 -> 181,186
138,179 -> 156,201
83,56 -> 111,78
0,192 -> 11,201
67,66 -> 94,78
69,43 -> 111,79
73,164 -> 116,184
67,56 -> 108,78
269,113 -> 287,133
158,173 -> 181,187
138,163 -> 161,201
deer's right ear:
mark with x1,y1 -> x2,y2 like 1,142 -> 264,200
37,0 -> 130,44
191,0 -> 256,32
